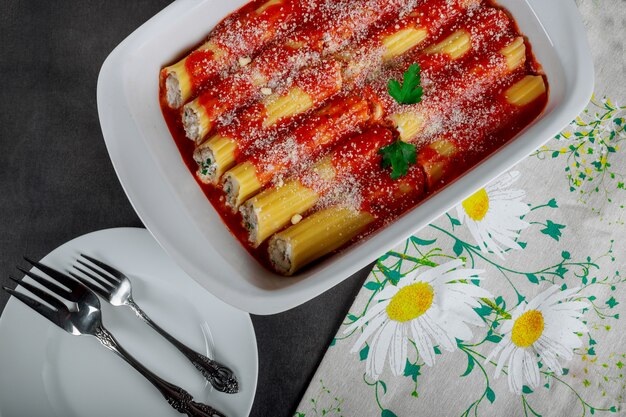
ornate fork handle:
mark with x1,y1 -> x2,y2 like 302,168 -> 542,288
94,325 -> 226,417
127,299 -> 239,393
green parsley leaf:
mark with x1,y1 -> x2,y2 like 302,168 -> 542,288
378,140 -> 417,179
387,63 -> 423,105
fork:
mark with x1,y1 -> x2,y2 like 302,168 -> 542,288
69,254 -> 239,394
4,258 -> 226,417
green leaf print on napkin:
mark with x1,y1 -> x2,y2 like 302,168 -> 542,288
535,97 -> 626,219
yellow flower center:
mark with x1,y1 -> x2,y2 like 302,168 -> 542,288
511,310 -> 545,348
386,282 -> 434,322
462,188 -> 490,221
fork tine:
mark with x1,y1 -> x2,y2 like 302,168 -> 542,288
80,254 -> 125,280
3,286 -> 64,327
68,271 -> 108,298
15,267 -> 72,299
8,277 -> 68,311
76,259 -> 119,284
23,257 -> 83,292
17,266 -> 80,302
73,263 -> 116,289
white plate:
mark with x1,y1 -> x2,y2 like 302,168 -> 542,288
97,0 -> 593,315
0,228 -> 257,417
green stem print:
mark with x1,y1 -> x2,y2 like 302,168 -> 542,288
534,97 -> 626,218
521,395 -> 542,417
458,344 -> 496,417
296,380 -> 344,417
363,374 -> 388,413
546,373 -> 616,416
429,221 -> 597,303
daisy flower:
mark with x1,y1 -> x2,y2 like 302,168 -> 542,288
486,286 -> 589,394
345,259 -> 491,379
456,171 -> 529,258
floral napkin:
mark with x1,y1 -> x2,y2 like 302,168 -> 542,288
295,2 -> 626,416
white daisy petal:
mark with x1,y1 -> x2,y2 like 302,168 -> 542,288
522,349 -> 540,388
485,337 -> 504,362
542,287 -> 581,307
345,301 -> 387,334
400,267 -> 422,283
484,232 -> 507,257
373,284 -> 400,301
465,219 -> 491,253
491,200 -> 530,219
445,283 -> 493,299
493,340 -> 515,378
415,259 -> 465,284
488,189 -> 526,203
541,335 -> 574,360
365,318 -> 390,378
389,324 -> 408,376
508,348 -> 525,394
411,319 -> 435,366
372,321 -> 396,378
444,318 -> 473,341
535,338 -> 562,374
499,319 -> 514,335
442,291 -> 483,313
456,205 -> 467,221
489,229 -> 525,250
490,171 -> 521,189
487,286 -> 588,394
445,291 -> 482,310
553,316 -> 588,334
449,304 -> 485,327
421,310 -> 455,352
527,286 -> 560,310
350,312 -> 387,353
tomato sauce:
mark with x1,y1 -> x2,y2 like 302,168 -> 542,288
243,95 -> 373,184
160,0 -> 549,273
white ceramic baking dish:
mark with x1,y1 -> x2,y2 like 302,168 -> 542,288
97,0 -> 593,315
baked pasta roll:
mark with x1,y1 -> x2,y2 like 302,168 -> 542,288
269,165 -> 426,275
384,35 -> 527,142
340,0 -> 481,85
181,0 -> 415,141
240,127 -> 394,247
222,95 -> 378,208
269,207 -> 375,275
192,60 -> 343,182
419,75 -> 547,189
161,0 -> 314,108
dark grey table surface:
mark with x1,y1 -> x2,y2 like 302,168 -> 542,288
0,1 -> 371,416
